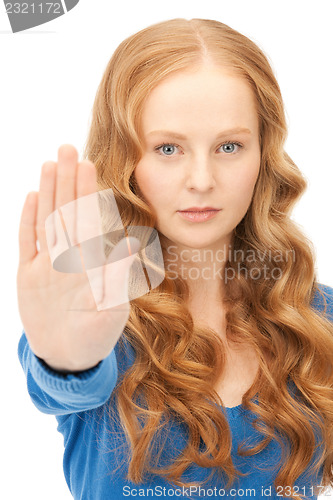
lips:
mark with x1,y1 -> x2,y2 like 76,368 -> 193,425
178,207 -> 219,212
177,209 -> 220,222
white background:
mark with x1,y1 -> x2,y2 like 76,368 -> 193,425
1,0 -> 332,498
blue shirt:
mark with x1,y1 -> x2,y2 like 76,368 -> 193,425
18,284 -> 333,499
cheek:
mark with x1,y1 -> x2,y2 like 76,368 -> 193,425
134,163 -> 169,206
225,159 -> 260,204
133,163 -> 152,199
242,168 -> 260,194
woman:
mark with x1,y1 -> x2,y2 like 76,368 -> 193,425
17,18 -> 333,499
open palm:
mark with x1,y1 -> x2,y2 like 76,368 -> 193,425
17,145 -> 140,372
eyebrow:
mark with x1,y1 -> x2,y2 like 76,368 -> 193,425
146,127 -> 252,140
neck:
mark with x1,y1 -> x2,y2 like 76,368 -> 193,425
160,234 -> 234,303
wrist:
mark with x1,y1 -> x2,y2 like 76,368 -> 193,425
36,356 -> 102,375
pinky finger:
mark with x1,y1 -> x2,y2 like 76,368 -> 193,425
18,192 -> 38,265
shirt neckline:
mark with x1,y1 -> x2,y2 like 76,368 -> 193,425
223,403 -> 248,419
219,393 -> 259,419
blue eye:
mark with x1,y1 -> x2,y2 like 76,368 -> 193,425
219,142 -> 242,154
222,143 -> 235,153
155,143 -> 179,156
154,141 -> 243,157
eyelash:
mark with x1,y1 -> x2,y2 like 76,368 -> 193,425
154,141 -> 243,157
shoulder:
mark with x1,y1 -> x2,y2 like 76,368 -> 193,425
311,282 -> 333,321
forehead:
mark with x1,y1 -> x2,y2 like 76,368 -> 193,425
141,66 -> 259,136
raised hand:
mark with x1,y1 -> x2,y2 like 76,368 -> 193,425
17,145 -> 140,373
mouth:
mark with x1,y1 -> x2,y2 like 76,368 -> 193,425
178,209 -> 220,213
177,209 -> 221,222
178,207 -> 220,212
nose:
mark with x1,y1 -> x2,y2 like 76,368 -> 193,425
185,153 -> 217,191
